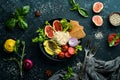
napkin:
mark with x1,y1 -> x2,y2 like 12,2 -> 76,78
48,56 -> 120,80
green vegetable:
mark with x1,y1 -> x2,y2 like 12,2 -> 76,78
6,18 -> 17,29
6,5 -> 30,30
4,40 -> 26,78
63,66 -> 74,80
17,6 -> 30,16
18,17 -> 28,29
32,28 -> 48,43
14,40 -> 20,53
60,19 -> 72,32
45,21 -> 50,25
69,0 -> 89,17
75,45 -> 82,53
109,33 -> 120,47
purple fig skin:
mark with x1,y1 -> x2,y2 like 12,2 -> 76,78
23,59 -> 33,70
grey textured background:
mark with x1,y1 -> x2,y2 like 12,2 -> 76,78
0,0 -> 120,80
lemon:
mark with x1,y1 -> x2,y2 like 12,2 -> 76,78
4,39 -> 16,52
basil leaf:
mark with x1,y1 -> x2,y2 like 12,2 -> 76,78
70,0 -> 76,5
69,0 -> 89,18
78,8 -> 89,17
18,18 -> 28,30
18,5 -> 30,16
70,4 -> 79,10
6,18 -> 17,29
117,33 -> 120,37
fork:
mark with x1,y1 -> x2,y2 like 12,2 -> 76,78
79,39 -> 98,80
78,39 -> 91,79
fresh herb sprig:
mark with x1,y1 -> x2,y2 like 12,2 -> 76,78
69,0 -> 89,17
109,33 -> 120,47
75,45 -> 82,53
32,28 -> 48,43
6,5 -> 30,30
60,19 -> 72,32
63,66 -> 74,80
4,40 -> 26,78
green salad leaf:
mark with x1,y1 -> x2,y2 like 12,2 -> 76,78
32,28 -> 48,43
75,45 -> 82,53
60,19 -> 72,32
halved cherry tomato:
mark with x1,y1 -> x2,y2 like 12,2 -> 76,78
62,44 -> 69,52
58,52 -> 65,59
68,47 -> 75,55
65,52 -> 71,58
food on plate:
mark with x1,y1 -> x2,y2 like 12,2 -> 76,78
68,47 -> 75,55
4,39 -> 16,53
69,20 -> 86,39
35,10 -> 40,17
43,40 -> 61,56
58,52 -> 65,59
92,15 -> 103,26
109,12 -> 120,26
59,46 -> 75,58
6,5 -> 30,30
45,25 -> 54,38
61,44 -> 69,52
53,31 -> 71,45
108,33 -> 120,47
33,19 -> 84,60
93,2 -> 104,13
23,59 -> 33,70
65,52 -> 72,58
68,37 -> 79,47
53,20 -> 62,31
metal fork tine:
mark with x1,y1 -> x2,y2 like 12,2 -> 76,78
89,43 -> 99,58
85,38 -> 91,48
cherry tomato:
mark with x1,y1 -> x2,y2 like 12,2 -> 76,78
68,47 -> 75,55
62,45 -> 69,52
65,52 -> 71,58
58,52 -> 65,59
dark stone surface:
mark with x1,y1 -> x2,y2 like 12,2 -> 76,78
0,0 -> 120,80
